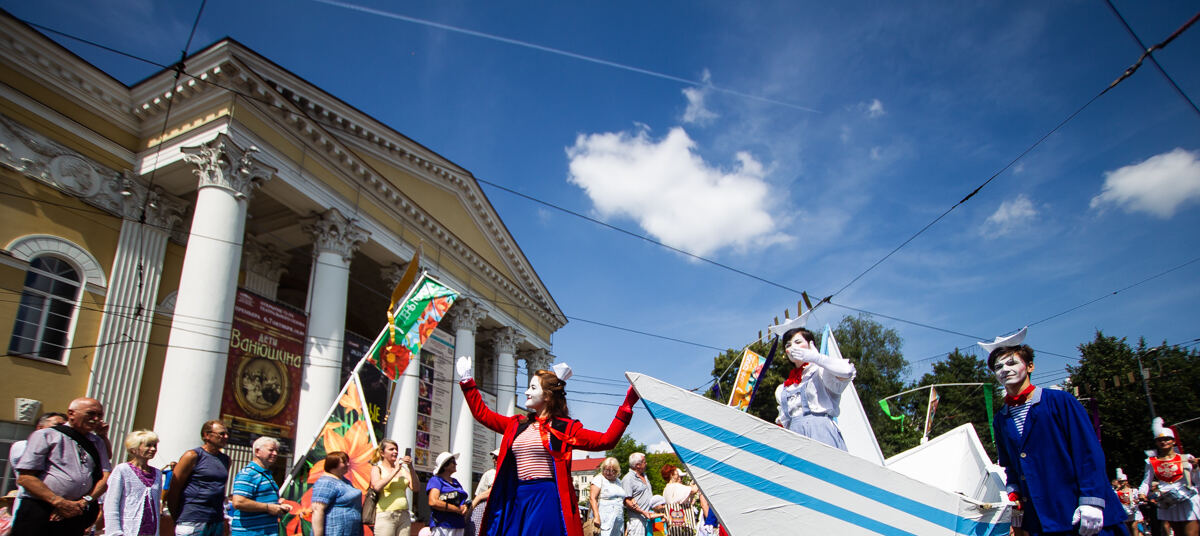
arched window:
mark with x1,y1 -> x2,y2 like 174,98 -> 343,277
8,256 -> 83,363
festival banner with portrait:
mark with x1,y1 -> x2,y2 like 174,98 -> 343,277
220,289 -> 307,441
728,348 -> 768,412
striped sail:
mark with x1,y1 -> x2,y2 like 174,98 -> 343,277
628,372 -> 1011,536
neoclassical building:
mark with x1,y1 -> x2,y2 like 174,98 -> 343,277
0,11 -> 562,494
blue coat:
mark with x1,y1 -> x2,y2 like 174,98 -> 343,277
993,387 -> 1126,533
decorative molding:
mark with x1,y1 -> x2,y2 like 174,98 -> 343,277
518,348 -> 553,382
450,299 -> 487,334
0,113 -> 186,232
303,208 -> 369,263
5,234 -> 107,290
181,133 -> 276,199
489,326 -> 520,356
242,236 -> 290,280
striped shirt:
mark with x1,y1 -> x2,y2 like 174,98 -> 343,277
1010,402 -> 1032,437
230,461 -> 280,535
512,422 -> 554,480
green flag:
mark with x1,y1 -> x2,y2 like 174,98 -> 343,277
878,399 -> 906,425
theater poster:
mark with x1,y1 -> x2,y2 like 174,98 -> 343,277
220,290 -> 307,441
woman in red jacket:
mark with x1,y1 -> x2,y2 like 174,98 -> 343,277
455,357 -> 639,536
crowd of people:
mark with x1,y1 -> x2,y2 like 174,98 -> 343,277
1,331 -> 1195,536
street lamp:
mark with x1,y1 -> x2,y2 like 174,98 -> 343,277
1135,346 -> 1163,420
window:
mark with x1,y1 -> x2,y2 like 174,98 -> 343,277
8,256 -> 82,363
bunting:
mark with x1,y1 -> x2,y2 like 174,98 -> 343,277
922,386 -> 940,442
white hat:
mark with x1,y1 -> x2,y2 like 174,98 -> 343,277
551,362 -> 573,382
978,327 -> 1028,354
489,448 -> 500,457
434,451 -> 459,474
1116,468 -> 1127,480
767,309 -> 816,339
1152,417 -> 1175,439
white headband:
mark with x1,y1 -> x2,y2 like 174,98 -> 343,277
978,326 -> 1028,354
551,362 -> 572,382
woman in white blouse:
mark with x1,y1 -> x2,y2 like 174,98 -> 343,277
587,458 -> 625,536
104,430 -> 162,536
776,327 -> 856,451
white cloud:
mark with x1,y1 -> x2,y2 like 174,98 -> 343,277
647,440 -> 673,454
566,126 -> 790,257
982,195 -> 1037,237
681,69 -> 718,125
1090,148 -> 1200,218
866,98 -> 886,118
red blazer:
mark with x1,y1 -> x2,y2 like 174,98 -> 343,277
461,378 -> 633,536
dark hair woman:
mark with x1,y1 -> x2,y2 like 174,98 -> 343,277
776,327 -> 856,450
455,357 -> 639,536
1139,418 -> 1199,536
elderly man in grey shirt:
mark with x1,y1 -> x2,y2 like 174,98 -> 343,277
622,452 -> 656,536
13,397 -> 111,536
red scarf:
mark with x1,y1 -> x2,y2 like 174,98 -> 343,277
1004,384 -> 1036,406
783,363 -> 808,387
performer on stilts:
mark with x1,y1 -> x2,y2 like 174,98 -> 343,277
987,327 -> 1128,536
455,357 -> 639,536
776,326 -> 856,451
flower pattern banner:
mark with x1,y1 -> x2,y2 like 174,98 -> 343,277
279,373 -> 376,536
367,274 -> 459,381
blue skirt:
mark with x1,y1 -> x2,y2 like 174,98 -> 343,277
787,413 -> 847,451
485,479 -> 565,536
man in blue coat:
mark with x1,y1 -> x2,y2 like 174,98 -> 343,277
985,327 -> 1128,536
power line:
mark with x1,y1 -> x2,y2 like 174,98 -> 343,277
1101,1 -> 1200,117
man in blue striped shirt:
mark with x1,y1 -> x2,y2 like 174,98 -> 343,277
230,436 -> 292,536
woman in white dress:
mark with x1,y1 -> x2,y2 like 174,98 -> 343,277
1139,418 -> 1199,536
776,327 -> 856,450
587,458 -> 625,536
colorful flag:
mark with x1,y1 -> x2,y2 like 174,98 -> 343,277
728,348 -> 767,412
366,273 -> 459,381
922,386 -> 940,442
280,373 -> 377,536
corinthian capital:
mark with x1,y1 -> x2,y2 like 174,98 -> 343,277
519,348 -> 553,381
450,299 -> 487,334
490,326 -> 520,356
243,237 -> 290,281
181,133 -> 275,199
304,208 -> 369,263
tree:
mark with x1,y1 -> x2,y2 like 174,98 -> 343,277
1065,332 -> 1200,484
705,338 -> 788,424
644,451 -> 684,495
913,349 -> 997,458
834,314 -> 913,457
605,434 -> 647,475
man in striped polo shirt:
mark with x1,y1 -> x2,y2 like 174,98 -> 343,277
230,437 -> 292,536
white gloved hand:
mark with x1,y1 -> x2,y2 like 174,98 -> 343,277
1071,504 -> 1103,536
786,346 -> 855,377
456,356 -> 473,383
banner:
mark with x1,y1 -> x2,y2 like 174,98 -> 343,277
342,331 -> 390,441
366,274 -> 459,381
923,386 -> 940,441
728,348 -> 767,412
414,328 -> 454,472
220,290 -> 307,441
279,372 -> 377,536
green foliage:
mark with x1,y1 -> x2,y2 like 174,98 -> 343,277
705,338 -> 788,423
833,315 -> 914,457
605,434 -> 647,476
914,349 -> 997,458
645,451 -> 684,495
1065,332 -> 1200,484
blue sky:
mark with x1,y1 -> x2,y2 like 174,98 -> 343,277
6,0 -> 1199,452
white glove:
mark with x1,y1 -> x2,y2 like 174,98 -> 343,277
1071,504 -> 1103,536
456,356 -> 473,382
786,346 -> 855,377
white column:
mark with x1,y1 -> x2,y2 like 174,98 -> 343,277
380,263 -> 421,458
520,348 -> 553,386
241,237 -> 289,301
88,185 -> 185,447
492,327 -> 520,417
294,208 -> 368,450
449,299 -> 486,490
153,135 -> 274,462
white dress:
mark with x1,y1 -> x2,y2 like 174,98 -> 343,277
590,474 -> 625,536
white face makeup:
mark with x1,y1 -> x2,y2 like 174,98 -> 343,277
992,353 -> 1031,388
525,377 -> 545,410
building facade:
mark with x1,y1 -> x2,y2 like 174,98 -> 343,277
0,12 -> 563,496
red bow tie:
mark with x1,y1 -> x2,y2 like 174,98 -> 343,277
1004,384 -> 1036,406
783,364 -> 808,387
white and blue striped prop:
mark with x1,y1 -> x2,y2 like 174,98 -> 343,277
629,372 -> 1011,536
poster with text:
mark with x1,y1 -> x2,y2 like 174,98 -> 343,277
473,390 -> 498,475
413,328 -> 454,473
220,290 -> 307,442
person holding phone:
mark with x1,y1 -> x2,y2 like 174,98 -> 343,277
372,440 -> 419,536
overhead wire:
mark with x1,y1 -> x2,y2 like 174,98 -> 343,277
1101,1 -> 1200,117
